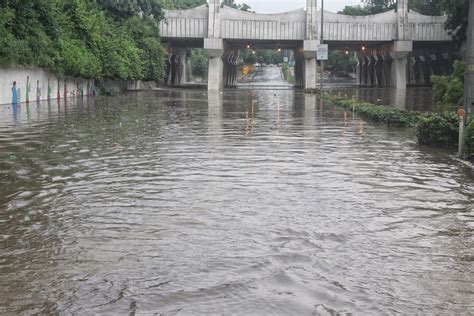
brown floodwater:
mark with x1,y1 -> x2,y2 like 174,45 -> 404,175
0,67 -> 473,314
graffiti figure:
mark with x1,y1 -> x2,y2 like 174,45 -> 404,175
26,76 -> 31,103
57,80 -> 61,100
36,80 -> 41,102
11,81 -> 18,105
17,84 -> 21,104
47,79 -> 51,101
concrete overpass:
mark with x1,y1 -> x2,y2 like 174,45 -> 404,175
160,0 -> 456,90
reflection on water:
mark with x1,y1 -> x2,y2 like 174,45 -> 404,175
329,86 -> 442,113
0,77 -> 473,314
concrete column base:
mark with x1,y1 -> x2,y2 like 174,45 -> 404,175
390,57 -> 408,89
389,41 -> 412,89
208,57 -> 224,91
205,38 -> 225,91
304,58 -> 317,90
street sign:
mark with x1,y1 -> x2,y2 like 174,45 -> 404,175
317,44 -> 328,61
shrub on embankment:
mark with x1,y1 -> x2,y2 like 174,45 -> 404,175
0,1 -> 166,82
415,112 -> 460,147
465,121 -> 474,158
323,94 -> 461,148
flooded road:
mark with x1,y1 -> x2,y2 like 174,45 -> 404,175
0,67 -> 473,314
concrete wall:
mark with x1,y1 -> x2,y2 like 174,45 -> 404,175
220,7 -> 306,40
408,12 -> 452,41
161,6 -> 450,43
323,10 -> 397,41
0,67 -> 94,106
160,5 -> 209,39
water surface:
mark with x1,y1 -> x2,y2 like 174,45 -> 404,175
0,68 -> 473,314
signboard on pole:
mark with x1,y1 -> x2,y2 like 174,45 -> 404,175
317,44 -> 328,61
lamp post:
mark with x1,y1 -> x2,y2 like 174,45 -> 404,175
320,0 -> 324,92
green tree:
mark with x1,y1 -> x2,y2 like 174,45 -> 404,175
432,60 -> 465,108
328,50 -> 358,75
0,0 -> 167,81
342,0 -> 468,45
222,0 -> 252,12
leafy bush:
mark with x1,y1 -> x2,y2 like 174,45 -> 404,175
324,95 -> 421,127
416,113 -> 459,147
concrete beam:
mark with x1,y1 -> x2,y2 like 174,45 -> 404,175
204,38 -> 225,58
303,40 -> 319,59
208,0 -> 221,39
397,0 -> 409,41
306,0 -> 318,40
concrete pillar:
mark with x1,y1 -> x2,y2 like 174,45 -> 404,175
294,48 -> 305,88
397,0 -> 409,41
367,56 -> 375,86
208,57 -> 224,91
205,38 -> 225,91
389,41 -> 412,89
374,55 -> 383,87
175,48 -> 187,84
361,58 -> 368,86
356,58 -> 362,86
206,0 -> 224,91
465,0 -> 474,119
303,40 -> 319,90
391,57 -> 408,89
306,0 -> 318,40
208,0 -> 221,38
304,58 -> 317,90
381,53 -> 392,87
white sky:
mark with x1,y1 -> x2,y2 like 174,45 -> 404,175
240,0 -> 362,13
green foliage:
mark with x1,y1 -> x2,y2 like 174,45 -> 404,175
326,95 -> 420,127
409,0 -> 443,15
354,0 -> 468,44
443,0 -> 469,44
160,0 -> 206,9
238,49 -> 283,65
96,0 -> 163,20
188,49 -> 207,78
0,8 -> 17,65
416,113 -> 460,147
222,0 -> 252,11
339,4 -> 390,15
465,120 -> 474,157
281,63 -> 295,84
328,50 -> 358,74
0,0 -> 167,81
432,60 -> 465,109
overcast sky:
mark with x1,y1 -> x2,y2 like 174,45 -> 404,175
241,0 -> 362,13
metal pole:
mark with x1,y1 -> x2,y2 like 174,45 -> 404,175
465,0 -> 474,122
320,0 -> 324,92
459,115 -> 465,157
